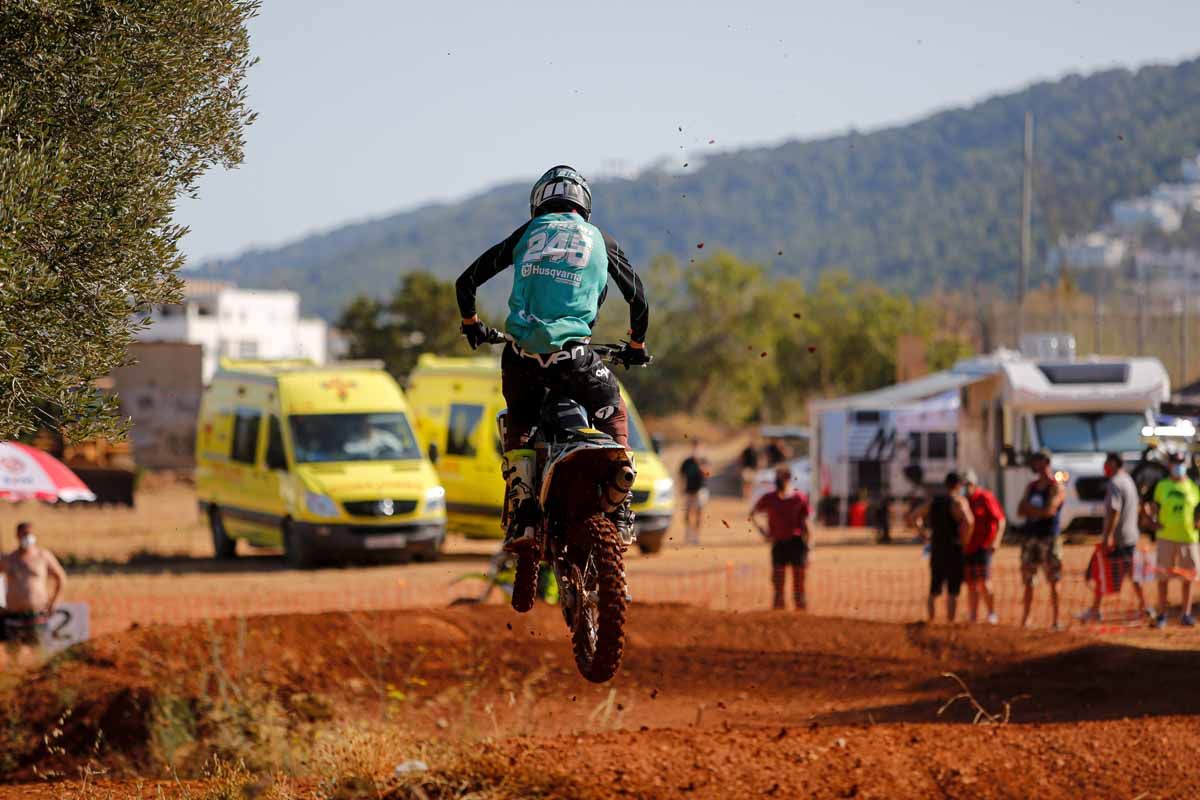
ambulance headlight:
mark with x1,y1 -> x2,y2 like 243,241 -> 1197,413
424,486 -> 446,513
654,478 -> 675,506
305,492 -> 340,518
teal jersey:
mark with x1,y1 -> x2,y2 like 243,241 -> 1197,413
456,213 -> 648,353
504,212 -> 608,353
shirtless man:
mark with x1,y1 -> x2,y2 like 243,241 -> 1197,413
1,522 -> 67,661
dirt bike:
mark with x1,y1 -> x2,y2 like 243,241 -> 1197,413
449,548 -> 558,607
486,334 -> 647,683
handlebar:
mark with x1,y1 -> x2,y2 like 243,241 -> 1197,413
475,330 -> 651,368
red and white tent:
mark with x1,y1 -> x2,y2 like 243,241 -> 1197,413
0,442 -> 96,503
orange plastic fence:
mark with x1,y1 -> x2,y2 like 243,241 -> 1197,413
75,544 -> 1193,638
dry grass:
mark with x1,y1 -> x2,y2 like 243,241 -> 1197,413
936,672 -> 1026,726
0,483 -> 210,565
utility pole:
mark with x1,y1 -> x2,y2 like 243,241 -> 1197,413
1136,252 -> 1146,356
1183,265 -> 1192,383
1017,111 -> 1034,348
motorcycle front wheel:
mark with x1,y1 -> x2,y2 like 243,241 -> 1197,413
511,550 -> 539,613
569,514 -> 627,683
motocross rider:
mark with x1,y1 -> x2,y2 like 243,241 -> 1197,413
456,165 -> 650,552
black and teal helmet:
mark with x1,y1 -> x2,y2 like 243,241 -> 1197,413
530,165 -> 592,219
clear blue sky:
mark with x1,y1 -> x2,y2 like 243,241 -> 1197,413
176,0 -> 1200,263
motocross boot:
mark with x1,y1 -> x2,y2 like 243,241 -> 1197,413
610,493 -> 636,549
502,449 -> 539,552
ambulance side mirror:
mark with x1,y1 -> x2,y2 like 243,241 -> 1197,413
427,442 -> 440,465
651,434 -> 664,454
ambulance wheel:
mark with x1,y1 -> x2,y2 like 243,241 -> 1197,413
209,508 -> 237,560
283,520 -> 316,569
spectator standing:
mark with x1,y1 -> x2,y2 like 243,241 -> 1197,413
1079,453 -> 1152,624
765,439 -> 788,468
962,469 -> 1005,624
907,472 -> 973,622
1147,452 -> 1200,628
749,467 -> 811,610
679,441 -> 709,546
1018,449 -> 1066,629
739,442 -> 760,498
1,522 -> 67,663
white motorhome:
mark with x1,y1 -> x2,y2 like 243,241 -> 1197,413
957,357 -> 1170,534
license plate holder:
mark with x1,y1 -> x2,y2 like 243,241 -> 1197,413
364,533 -> 408,550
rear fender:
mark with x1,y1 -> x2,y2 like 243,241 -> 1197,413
539,443 -> 632,511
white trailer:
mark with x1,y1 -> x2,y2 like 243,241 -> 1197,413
888,393 -> 960,495
809,369 -> 987,523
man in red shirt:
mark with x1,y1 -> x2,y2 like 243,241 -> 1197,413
962,469 -> 1006,624
749,467 -> 811,610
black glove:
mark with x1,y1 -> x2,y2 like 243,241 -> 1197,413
461,318 -> 494,350
617,342 -> 651,368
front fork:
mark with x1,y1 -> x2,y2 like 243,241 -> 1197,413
554,555 -> 578,629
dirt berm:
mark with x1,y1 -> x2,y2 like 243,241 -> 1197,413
3,605 -> 1198,798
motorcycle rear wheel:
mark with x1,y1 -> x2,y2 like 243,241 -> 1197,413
511,550 -> 539,613
570,514 -> 627,683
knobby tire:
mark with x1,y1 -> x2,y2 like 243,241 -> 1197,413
571,514 -> 627,683
511,550 -> 539,613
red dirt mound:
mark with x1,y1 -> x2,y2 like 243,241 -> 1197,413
4,604 -> 1199,797
401,718 -> 1200,800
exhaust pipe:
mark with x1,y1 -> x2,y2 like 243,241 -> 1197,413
602,463 -> 637,512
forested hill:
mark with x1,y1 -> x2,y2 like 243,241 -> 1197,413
193,57 -> 1200,320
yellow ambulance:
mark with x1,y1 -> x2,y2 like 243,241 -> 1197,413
195,359 -> 447,567
407,354 -> 675,553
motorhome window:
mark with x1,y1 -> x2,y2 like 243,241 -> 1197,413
1034,413 -> 1144,453
907,432 -> 922,461
854,410 -> 881,424
1037,364 -> 1130,384
447,404 -> 484,457
927,432 -> 949,460
230,410 -> 261,464
1093,413 -> 1146,452
289,412 -> 421,463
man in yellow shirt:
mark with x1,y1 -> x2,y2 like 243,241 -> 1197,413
1148,452 -> 1200,628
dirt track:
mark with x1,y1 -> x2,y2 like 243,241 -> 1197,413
4,604 -> 1199,798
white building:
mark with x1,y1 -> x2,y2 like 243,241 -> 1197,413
140,279 -> 328,382
1049,232 -> 1127,271
1151,182 -> 1200,214
1182,154 -> 1200,184
1110,198 -> 1183,234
